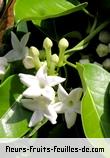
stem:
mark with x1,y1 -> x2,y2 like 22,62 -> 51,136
65,21 -> 110,54
34,57 -> 41,70
46,49 -> 51,68
83,8 -> 94,18
57,48 -> 65,67
65,60 -> 76,69
63,66 -> 68,87
49,63 -> 56,75
90,16 -> 97,33
45,48 -> 51,74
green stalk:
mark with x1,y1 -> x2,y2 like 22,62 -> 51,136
65,60 -> 76,69
65,21 -> 110,54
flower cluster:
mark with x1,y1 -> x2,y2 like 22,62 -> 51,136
0,32 -> 83,129
0,32 -> 69,78
19,63 -> 65,127
19,64 -> 82,128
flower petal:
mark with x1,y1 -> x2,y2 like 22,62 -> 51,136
29,111 -> 43,127
0,68 -> 5,75
11,31 -> 21,50
0,57 -> 8,66
21,47 -> 29,59
21,96 -> 51,111
36,96 -> 51,108
23,86 -> 41,98
5,50 -> 20,62
58,84 -> 68,101
0,69 -> 5,79
53,102 -> 67,113
36,63 -> 48,87
5,46 -> 28,62
21,99 -> 38,111
47,76 -> 66,87
0,57 -> 8,78
20,32 -> 30,47
68,88 -> 83,103
65,111 -> 77,129
72,102 -> 81,114
44,105 -> 57,124
19,73 -> 37,87
42,86 -> 55,101
36,63 -> 47,79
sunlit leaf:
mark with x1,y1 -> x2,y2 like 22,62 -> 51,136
77,63 -> 110,138
14,0 -> 87,24
0,75 -> 31,138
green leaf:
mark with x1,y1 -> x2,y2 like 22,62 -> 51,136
17,21 -> 28,33
14,0 -> 87,24
0,75 -> 23,116
0,75 -> 32,138
0,102 -> 32,138
77,63 -> 110,138
28,118 -> 48,137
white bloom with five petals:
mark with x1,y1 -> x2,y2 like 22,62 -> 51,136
5,32 -> 30,62
19,63 -> 66,101
21,96 -> 57,127
53,84 -> 83,128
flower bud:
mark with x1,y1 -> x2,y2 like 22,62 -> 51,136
29,46 -> 39,57
43,38 -> 53,74
96,43 -> 109,57
79,59 -> 90,64
99,31 -> 110,44
43,37 -> 53,49
23,56 -> 34,69
58,38 -> 69,67
51,54 -> 59,64
102,58 -> 110,70
108,43 -> 110,53
58,38 -> 69,50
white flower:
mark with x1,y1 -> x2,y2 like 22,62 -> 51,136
19,63 -> 66,100
21,96 -> 57,127
5,32 -> 30,62
53,84 -> 83,128
0,57 -> 8,79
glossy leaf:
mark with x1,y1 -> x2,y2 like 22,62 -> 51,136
0,75 -> 24,117
0,75 -> 32,138
14,0 -> 87,24
28,118 -> 48,137
0,102 -> 32,138
77,63 -> 110,138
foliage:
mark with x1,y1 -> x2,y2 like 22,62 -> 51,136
0,0 -> 110,138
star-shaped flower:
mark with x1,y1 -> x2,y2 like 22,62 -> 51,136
5,32 -> 30,62
21,96 -> 57,127
19,63 -> 66,101
53,84 -> 83,128
0,57 -> 8,79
